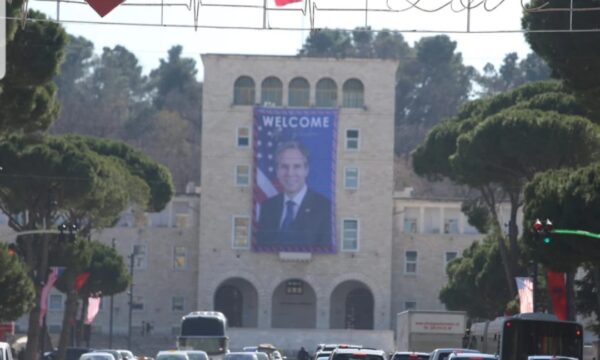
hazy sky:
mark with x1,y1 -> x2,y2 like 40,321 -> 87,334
29,0 -> 534,79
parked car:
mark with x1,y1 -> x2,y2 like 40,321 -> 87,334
391,352 -> 429,360
80,352 -> 117,360
181,351 -> 208,360
156,351 -> 190,360
43,347 -> 94,360
448,354 -> 497,360
429,349 -> 479,360
329,348 -> 387,360
94,350 -> 123,360
224,352 -> 258,360
116,350 -> 135,360
527,356 -> 578,360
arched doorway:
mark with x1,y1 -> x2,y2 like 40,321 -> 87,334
214,278 -> 258,328
271,279 -> 317,328
345,288 -> 374,329
329,280 -> 374,329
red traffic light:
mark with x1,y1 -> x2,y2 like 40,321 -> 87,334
545,219 -> 553,232
533,219 -> 543,233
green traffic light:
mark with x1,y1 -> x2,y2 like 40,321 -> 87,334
544,237 -> 552,244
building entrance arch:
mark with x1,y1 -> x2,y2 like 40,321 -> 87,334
214,277 -> 258,327
330,280 -> 374,329
271,279 -> 316,328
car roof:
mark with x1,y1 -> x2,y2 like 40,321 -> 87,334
393,353 -> 429,356
81,353 -> 115,359
448,354 -> 496,359
157,351 -> 189,356
332,349 -> 385,356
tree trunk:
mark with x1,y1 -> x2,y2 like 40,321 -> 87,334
25,234 -> 50,360
56,290 -> 78,360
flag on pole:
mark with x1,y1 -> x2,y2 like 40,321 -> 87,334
39,267 -> 65,326
275,0 -> 302,6
547,271 -> 567,320
84,296 -> 101,324
515,277 -> 534,314
74,272 -> 90,292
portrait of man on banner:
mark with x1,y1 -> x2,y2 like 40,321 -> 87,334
253,107 -> 337,253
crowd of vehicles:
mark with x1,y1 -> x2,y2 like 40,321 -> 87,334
2,311 -> 586,360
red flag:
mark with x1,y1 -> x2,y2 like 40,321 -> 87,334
74,272 -> 90,292
84,297 -> 101,324
547,271 -> 567,320
275,0 -> 302,6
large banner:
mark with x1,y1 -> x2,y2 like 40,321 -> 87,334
252,107 -> 338,253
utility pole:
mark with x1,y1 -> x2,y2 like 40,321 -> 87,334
109,238 -> 116,348
127,248 -> 138,350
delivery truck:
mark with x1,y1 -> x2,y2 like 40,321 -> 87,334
395,310 -> 467,352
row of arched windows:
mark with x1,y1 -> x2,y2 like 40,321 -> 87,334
233,76 -> 365,108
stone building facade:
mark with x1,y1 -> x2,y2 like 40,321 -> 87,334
5,55 -> 511,352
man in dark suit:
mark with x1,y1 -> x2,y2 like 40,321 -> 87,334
256,141 -> 332,247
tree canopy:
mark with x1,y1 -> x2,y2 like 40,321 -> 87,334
523,0 -> 600,119
0,243 -> 35,322
0,4 -> 67,135
440,234 -> 511,319
413,80 -> 600,296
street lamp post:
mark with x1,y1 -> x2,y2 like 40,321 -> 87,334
109,238 -> 116,349
127,247 -> 140,350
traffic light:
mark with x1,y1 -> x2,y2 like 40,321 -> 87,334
533,218 -> 553,244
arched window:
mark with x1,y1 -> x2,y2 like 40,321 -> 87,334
261,76 -> 283,106
233,76 -> 255,105
316,78 -> 338,107
343,79 -> 364,108
288,77 -> 310,107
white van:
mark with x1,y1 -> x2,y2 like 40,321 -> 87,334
0,342 -> 14,360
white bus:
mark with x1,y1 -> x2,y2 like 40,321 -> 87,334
177,311 -> 229,360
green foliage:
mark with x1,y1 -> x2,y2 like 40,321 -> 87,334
50,237 -> 93,293
413,81 -> 593,183
475,52 -> 551,97
575,265 -> 600,335
0,243 -> 35,321
523,0 -> 600,119
523,162 -> 600,270
81,242 -> 129,296
461,199 -> 491,234
439,235 -> 511,318
67,135 -> 174,212
0,8 -> 67,134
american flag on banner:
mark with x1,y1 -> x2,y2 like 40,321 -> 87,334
39,267 -> 65,326
515,277 -> 534,314
252,107 -> 338,253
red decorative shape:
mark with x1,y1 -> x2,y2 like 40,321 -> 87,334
85,0 -> 125,17
274,0 -> 302,6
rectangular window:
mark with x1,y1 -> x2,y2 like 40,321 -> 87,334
445,251 -> 458,268
132,244 -> 147,270
346,129 -> 360,150
285,280 -> 304,295
173,246 -> 187,269
235,165 -> 250,187
404,301 -> 417,310
344,167 -> 359,190
405,251 -> 418,274
49,294 -> 63,311
172,296 -> 184,312
403,218 -> 418,234
232,216 -> 250,249
424,208 -> 441,234
342,219 -> 359,251
443,218 -> 459,234
237,127 -> 250,148
132,295 -> 144,311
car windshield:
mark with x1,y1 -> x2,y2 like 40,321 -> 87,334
158,355 -> 187,360
186,354 -> 208,360
394,355 -> 429,360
